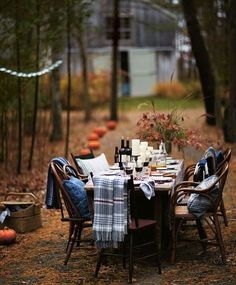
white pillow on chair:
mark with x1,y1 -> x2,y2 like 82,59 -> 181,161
76,153 -> 109,176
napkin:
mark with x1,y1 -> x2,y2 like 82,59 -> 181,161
0,208 -> 10,223
139,179 -> 155,200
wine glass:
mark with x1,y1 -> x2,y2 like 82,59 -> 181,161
135,163 -> 143,179
124,162 -> 134,176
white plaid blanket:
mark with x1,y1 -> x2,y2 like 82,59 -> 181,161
92,175 -> 129,248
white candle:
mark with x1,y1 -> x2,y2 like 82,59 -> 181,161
145,150 -> 151,160
140,145 -> 146,153
137,158 -> 142,167
140,152 -> 146,163
140,141 -> 148,150
131,139 -> 140,156
147,146 -> 154,153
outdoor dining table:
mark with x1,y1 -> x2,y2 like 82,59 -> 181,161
84,158 -> 184,254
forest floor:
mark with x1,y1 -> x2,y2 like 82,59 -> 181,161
0,107 -> 236,285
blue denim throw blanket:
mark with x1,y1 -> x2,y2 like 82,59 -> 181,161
45,157 -> 75,209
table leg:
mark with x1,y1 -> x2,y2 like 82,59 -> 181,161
155,191 -> 171,254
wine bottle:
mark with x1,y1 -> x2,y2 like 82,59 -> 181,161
119,137 -> 126,169
125,137 -> 132,162
114,146 -> 119,164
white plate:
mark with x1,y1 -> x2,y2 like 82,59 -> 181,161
109,166 -> 120,170
162,169 -> 176,173
156,167 -> 167,170
151,176 -> 172,182
166,160 -> 178,165
167,165 -> 177,170
99,170 -> 120,176
166,156 -> 173,160
150,172 -> 163,176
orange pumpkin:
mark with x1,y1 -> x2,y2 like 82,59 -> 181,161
0,227 -> 17,245
80,148 -> 91,156
106,120 -> 117,130
88,140 -> 100,150
93,126 -> 107,137
87,132 -> 99,141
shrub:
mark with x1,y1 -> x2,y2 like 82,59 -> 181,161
152,81 -> 187,99
60,71 -> 111,109
184,80 -> 202,98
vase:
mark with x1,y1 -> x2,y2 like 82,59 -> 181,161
165,141 -> 172,156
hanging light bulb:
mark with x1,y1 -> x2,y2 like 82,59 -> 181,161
0,59 -> 63,78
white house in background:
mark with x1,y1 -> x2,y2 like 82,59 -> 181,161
62,0 -> 177,97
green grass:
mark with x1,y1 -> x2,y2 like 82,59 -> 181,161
96,96 -> 203,112
118,96 -> 203,111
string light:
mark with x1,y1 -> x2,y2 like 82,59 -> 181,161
0,60 -> 63,78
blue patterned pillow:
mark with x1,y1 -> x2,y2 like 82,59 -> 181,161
187,175 -> 219,218
63,177 -> 90,219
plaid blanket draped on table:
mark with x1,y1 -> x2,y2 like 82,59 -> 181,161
92,176 -> 129,248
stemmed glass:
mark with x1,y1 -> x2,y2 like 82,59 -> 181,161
124,162 -> 134,176
135,162 -> 143,179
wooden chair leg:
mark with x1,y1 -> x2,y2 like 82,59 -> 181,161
155,243 -> 162,274
122,239 -> 127,269
66,222 -> 74,252
95,249 -> 104,277
196,219 -> 207,251
128,233 -> 133,283
64,224 -> 78,265
76,225 -> 83,247
214,215 -> 226,263
171,219 -> 176,264
220,200 -> 228,227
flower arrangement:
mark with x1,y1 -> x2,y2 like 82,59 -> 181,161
136,106 -> 205,150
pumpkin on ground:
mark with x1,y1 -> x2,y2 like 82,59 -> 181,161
106,120 -> 117,130
80,148 -> 92,156
88,140 -> 100,150
0,227 -> 17,245
87,132 -> 99,141
93,126 -> 107,137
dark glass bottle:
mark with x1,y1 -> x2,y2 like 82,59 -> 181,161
125,138 -> 132,162
114,146 -> 119,164
119,137 -> 126,169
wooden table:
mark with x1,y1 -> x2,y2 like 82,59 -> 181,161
134,160 -> 184,252
85,159 -> 184,254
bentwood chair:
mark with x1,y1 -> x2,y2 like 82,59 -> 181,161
170,162 -> 229,264
216,148 -> 231,226
71,150 -> 94,174
183,148 -> 231,226
94,176 -> 161,283
50,162 -> 93,265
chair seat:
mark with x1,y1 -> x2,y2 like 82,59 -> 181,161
175,205 -> 215,219
129,218 -> 156,230
175,205 -> 195,219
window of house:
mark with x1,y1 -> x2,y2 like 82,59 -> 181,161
105,16 -> 131,40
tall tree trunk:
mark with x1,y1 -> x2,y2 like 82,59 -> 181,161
110,0 -> 119,121
223,0 -> 236,142
50,2 -> 63,141
182,0 -> 216,125
0,112 -> 5,163
78,33 -> 91,122
65,0 -> 71,159
28,0 -> 40,170
50,50 -> 63,141
15,0 -> 22,174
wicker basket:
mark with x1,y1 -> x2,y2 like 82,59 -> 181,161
0,193 -> 42,233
